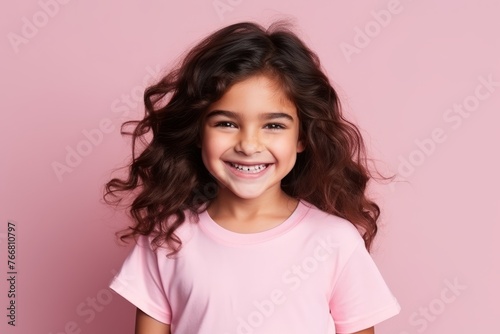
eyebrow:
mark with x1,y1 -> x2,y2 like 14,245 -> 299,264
205,110 -> 294,122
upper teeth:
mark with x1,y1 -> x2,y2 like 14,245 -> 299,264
231,163 -> 267,172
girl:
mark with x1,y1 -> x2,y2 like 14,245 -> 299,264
104,21 -> 401,334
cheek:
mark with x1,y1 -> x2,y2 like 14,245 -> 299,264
274,131 -> 300,150
201,142 -> 214,166
201,130 -> 226,162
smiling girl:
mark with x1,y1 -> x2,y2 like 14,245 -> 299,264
104,21 -> 401,334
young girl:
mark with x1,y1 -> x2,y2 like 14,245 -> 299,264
104,21 -> 401,334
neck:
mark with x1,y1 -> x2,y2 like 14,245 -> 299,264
207,187 -> 298,222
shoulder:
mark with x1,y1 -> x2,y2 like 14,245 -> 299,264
299,200 -> 364,247
134,209 -> 200,256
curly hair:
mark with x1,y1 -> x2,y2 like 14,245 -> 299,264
103,21 -> 393,256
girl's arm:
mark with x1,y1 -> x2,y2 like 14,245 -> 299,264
135,308 -> 171,334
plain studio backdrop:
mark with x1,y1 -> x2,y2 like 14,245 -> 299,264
1,0 -> 499,333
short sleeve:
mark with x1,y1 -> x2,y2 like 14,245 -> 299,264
109,236 -> 172,324
329,239 -> 401,333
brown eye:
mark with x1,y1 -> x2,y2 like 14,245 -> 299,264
215,121 -> 237,128
264,123 -> 285,130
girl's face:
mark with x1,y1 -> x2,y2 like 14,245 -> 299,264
201,74 -> 304,201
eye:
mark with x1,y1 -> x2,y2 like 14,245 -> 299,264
214,121 -> 237,128
264,123 -> 285,130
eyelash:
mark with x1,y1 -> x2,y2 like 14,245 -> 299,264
214,122 -> 285,130
264,123 -> 285,130
214,121 -> 236,128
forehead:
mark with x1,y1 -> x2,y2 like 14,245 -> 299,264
207,74 -> 296,116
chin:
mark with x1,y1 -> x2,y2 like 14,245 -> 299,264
223,186 -> 269,200
230,191 -> 265,200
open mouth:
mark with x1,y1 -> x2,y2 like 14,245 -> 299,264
226,162 -> 270,174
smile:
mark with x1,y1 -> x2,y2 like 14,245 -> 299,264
227,162 -> 269,174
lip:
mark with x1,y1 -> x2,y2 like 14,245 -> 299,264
224,161 -> 273,178
224,160 -> 272,166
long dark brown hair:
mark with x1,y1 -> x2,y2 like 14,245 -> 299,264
103,21 -> 394,256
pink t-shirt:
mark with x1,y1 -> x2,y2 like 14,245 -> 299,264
109,200 -> 401,333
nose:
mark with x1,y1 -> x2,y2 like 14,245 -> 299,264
234,128 -> 264,155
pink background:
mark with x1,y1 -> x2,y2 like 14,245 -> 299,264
1,0 -> 499,333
